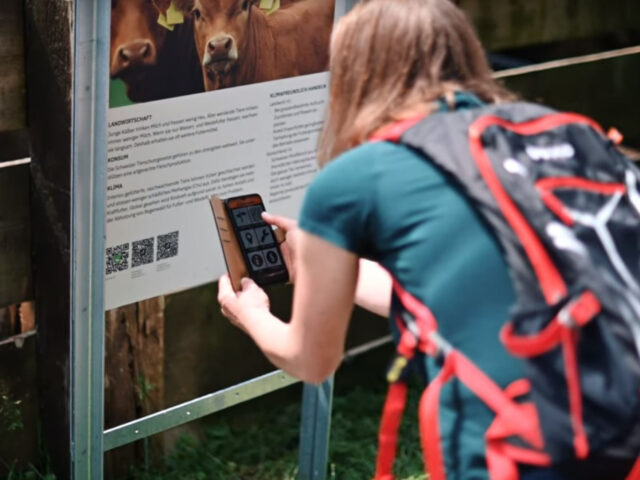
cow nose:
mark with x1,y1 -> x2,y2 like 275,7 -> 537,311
115,40 -> 156,71
206,35 -> 235,61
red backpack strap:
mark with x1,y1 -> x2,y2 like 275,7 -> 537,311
373,381 -> 409,480
627,457 -> 640,480
373,320 -> 419,479
500,290 -> 601,460
419,352 -> 456,480
385,280 -> 552,480
370,115 -> 426,143
418,350 -> 552,480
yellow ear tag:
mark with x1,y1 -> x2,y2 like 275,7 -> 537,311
166,1 -> 184,25
259,0 -> 275,10
158,12 -> 175,31
266,0 -> 280,15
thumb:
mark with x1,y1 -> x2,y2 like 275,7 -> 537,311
240,277 -> 257,290
262,212 -> 297,232
218,274 -> 235,296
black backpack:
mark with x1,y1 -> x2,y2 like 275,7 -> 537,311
369,102 -> 640,480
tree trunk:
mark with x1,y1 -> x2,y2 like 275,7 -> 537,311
104,297 -> 165,479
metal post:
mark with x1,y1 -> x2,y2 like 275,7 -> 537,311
70,0 -> 109,477
298,378 -> 334,480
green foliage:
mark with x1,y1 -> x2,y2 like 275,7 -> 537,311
132,380 -> 428,480
0,381 -> 23,433
0,460 -> 56,480
137,375 -> 156,403
0,408 -> 56,480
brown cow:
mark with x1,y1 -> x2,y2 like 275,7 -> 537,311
110,0 -> 204,102
186,0 -> 335,91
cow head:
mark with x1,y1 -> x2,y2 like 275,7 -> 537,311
110,0 -> 170,99
188,0 -> 261,90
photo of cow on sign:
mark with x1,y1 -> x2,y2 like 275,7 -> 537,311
110,0 -> 203,105
188,0 -> 335,91
109,0 -> 335,106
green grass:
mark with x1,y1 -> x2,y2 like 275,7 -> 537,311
0,373 -> 428,479
0,463 -> 55,480
132,381 -> 427,480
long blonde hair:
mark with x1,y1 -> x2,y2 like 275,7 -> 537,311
317,0 -> 515,165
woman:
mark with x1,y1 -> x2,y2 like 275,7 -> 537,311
218,1 -> 634,479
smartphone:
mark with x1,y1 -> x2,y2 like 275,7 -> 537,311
224,194 -> 289,286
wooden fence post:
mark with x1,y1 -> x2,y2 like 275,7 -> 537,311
0,0 -> 26,132
24,1 -> 74,477
104,298 -> 166,478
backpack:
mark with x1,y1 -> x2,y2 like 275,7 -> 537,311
369,102 -> 640,480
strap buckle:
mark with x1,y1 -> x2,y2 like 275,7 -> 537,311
387,329 -> 417,383
386,355 -> 409,383
558,290 -> 601,329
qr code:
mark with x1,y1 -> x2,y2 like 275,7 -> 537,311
106,243 -> 129,275
132,238 -> 154,267
157,231 -> 179,261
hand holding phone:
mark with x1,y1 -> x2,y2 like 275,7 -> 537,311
211,194 -> 289,290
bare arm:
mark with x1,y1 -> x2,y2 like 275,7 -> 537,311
355,259 -> 392,317
218,231 -> 358,383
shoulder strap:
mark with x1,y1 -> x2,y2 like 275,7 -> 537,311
370,115 -> 426,143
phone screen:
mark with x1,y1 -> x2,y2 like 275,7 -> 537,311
225,194 -> 289,286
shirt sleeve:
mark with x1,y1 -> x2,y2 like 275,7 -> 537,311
299,145 -> 377,256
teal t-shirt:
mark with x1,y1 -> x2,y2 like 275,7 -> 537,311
299,115 -> 523,479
